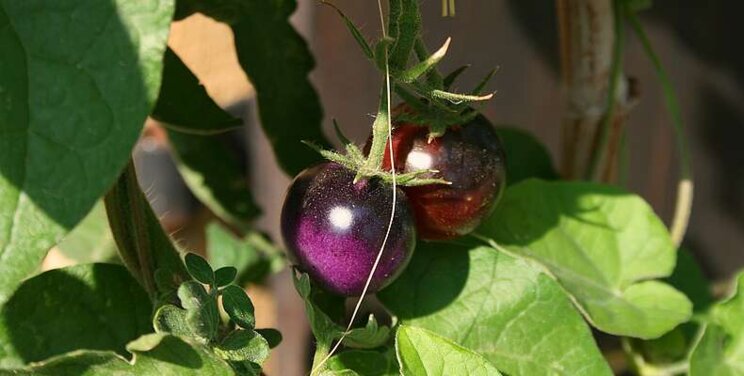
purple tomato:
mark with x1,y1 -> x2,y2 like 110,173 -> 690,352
280,162 -> 416,296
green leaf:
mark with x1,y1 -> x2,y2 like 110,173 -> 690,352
153,304 -> 194,338
56,201 -> 117,264
229,0 -> 331,176
494,127 -> 558,186
185,253 -> 215,286
214,267 -> 238,287
207,222 -> 284,285
478,179 -> 693,339
666,248 -> 713,313
342,315 -> 391,349
152,48 -> 241,134
0,0 -> 174,305
255,328 -> 282,349
379,243 -> 611,376
214,330 -> 269,364
221,285 -> 256,330
178,281 -> 220,341
328,349 -> 397,376
3,334 -> 234,375
168,130 -> 261,231
689,273 -> 744,376
0,264 -> 152,368
627,248 -> 713,365
396,325 -> 502,376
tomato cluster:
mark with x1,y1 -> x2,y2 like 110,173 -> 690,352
281,108 -> 506,296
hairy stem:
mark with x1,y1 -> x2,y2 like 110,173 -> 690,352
361,87 -> 391,176
104,158 -> 190,303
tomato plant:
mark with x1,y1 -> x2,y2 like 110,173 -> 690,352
0,0 -> 742,375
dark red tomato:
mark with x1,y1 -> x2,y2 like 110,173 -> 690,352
372,112 -> 506,240
280,162 -> 416,296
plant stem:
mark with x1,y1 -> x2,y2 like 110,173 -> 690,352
626,10 -> 693,246
104,158 -> 190,303
557,0 -> 628,181
311,340 -> 331,373
361,87 -> 391,176
585,0 -> 626,180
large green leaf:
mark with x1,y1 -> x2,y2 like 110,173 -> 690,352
0,264 -> 152,368
396,325 -> 502,376
152,48 -> 260,229
689,272 -> 744,376
478,179 -> 692,338
1,334 -> 234,375
379,243 -> 611,375
56,201 -> 117,264
229,0 -> 330,176
0,0 -> 174,303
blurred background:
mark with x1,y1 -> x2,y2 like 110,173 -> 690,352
41,1 -> 744,374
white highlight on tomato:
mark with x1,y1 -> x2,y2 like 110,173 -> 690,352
407,150 -> 433,170
329,206 -> 353,230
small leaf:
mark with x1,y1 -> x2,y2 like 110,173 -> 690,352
255,328 -> 283,349
689,272 -> 744,375
397,38 -> 451,83
185,253 -> 215,285
478,180 -> 692,338
396,325 -> 503,376
178,281 -> 220,341
343,315 -> 391,349
222,285 -> 256,330
153,304 -> 194,338
214,330 -> 270,365
214,267 -> 238,287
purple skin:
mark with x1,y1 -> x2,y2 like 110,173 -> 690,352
281,162 -> 416,296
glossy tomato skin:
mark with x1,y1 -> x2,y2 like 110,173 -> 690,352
378,114 -> 506,240
281,162 -> 416,296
